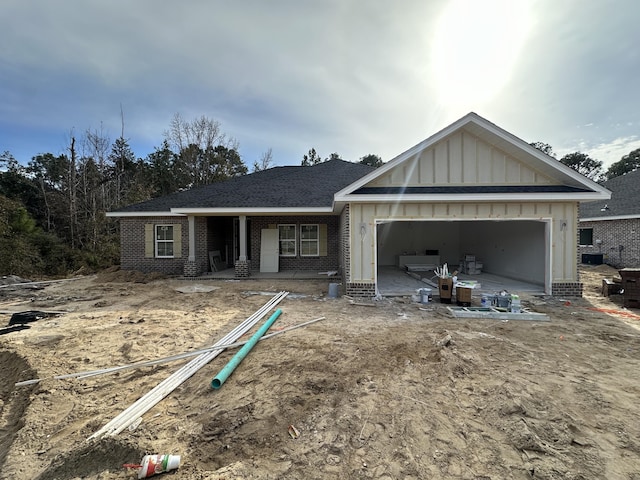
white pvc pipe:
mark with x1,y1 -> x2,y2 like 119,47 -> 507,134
16,316 -> 326,386
89,292 -> 287,439
88,291 -> 288,441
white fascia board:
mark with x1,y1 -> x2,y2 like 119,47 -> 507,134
342,192 -> 610,203
581,214 -> 640,222
170,207 -> 334,215
376,216 -> 552,223
105,211 -> 183,217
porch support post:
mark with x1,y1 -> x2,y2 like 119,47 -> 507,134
188,215 -> 196,262
238,215 -> 247,261
183,215 -> 199,277
235,215 -> 250,277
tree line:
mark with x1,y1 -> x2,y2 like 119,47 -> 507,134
530,142 -> 640,182
2,112 -> 638,278
0,114 -> 382,277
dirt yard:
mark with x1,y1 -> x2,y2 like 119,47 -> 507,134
1,265 -> 639,480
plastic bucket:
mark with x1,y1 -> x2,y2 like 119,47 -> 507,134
511,298 -> 521,313
419,288 -> 432,304
328,283 -> 340,299
138,454 -> 181,479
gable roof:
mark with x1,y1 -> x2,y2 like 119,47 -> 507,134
108,159 -> 373,216
580,169 -> 640,220
335,112 -> 610,203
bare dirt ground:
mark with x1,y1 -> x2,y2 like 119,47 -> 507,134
1,265 -> 640,480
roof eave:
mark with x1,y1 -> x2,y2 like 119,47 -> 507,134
108,206 -> 344,217
581,214 -> 640,222
171,207 -> 335,215
106,211 -> 184,217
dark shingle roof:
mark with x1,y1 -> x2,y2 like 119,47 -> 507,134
580,169 -> 640,218
113,159 -> 374,213
352,185 -> 592,195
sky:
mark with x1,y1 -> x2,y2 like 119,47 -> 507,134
1,0 -> 639,170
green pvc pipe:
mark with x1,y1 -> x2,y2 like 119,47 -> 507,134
211,309 -> 282,389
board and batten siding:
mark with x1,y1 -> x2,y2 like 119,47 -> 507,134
348,201 -> 580,288
368,131 -> 554,187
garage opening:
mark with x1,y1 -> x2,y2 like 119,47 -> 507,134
376,220 -> 548,296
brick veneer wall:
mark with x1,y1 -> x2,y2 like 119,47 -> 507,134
193,217 -> 209,274
346,282 -> 376,298
249,216 -> 340,271
551,282 -> 584,297
578,218 -> 640,268
120,216 -> 208,275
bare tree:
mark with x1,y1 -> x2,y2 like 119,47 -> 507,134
68,135 -> 78,248
253,148 -> 274,172
164,113 -> 242,187
165,113 -> 238,152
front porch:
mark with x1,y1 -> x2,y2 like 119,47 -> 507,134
196,268 -> 338,280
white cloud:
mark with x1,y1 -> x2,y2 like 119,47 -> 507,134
577,136 -> 640,169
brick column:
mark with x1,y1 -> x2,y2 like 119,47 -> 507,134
183,260 -> 199,277
235,259 -> 250,278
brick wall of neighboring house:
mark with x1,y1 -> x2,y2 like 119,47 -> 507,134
249,216 -> 340,271
120,216 -> 208,275
579,218 -> 640,268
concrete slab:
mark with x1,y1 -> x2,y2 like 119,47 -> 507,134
377,266 -> 545,298
447,306 -> 550,321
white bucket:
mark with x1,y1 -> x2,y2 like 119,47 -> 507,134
510,299 -> 521,313
419,288 -> 432,304
138,454 -> 181,479
328,283 -> 340,298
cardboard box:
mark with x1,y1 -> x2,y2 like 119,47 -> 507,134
456,287 -> 472,305
438,277 -> 453,303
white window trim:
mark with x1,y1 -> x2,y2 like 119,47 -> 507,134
278,224 -> 297,257
300,224 -> 319,257
155,224 -> 175,258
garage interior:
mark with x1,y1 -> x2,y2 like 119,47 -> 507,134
376,220 -> 547,297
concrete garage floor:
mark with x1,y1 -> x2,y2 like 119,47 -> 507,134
199,266 -> 545,300
376,265 -> 545,298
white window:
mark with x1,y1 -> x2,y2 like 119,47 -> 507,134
300,224 -> 319,256
156,225 -> 175,257
278,224 -> 296,256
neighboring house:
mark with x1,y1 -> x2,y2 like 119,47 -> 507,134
579,169 -> 640,268
108,113 -> 610,297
